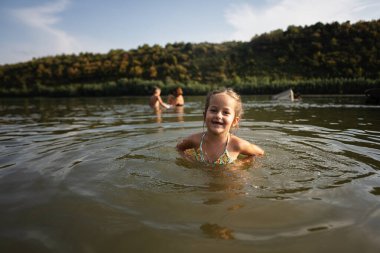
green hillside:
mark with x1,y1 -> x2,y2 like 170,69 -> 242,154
1,19 -> 379,96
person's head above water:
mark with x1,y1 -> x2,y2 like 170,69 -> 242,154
203,88 -> 243,132
176,87 -> 183,96
153,86 -> 161,95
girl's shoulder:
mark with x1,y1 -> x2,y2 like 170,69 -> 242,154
229,134 -> 245,143
229,134 -> 251,149
229,134 -> 264,156
185,132 -> 203,144
177,132 -> 203,151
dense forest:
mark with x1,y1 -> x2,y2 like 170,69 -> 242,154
1,19 -> 379,96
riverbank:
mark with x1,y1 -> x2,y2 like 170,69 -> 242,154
1,77 -> 380,97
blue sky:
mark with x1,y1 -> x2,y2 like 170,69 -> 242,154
1,0 -> 379,65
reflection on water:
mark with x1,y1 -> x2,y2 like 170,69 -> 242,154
370,187 -> 380,196
0,96 -> 380,252
200,223 -> 234,240
153,105 -> 185,124
153,107 -> 163,123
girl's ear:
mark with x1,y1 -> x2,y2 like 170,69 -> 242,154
232,117 -> 240,128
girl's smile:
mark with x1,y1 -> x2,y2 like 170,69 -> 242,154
205,93 -> 239,134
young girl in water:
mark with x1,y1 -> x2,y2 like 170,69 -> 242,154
176,88 -> 264,165
168,87 -> 185,107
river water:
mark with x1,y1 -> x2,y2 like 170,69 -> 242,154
0,95 -> 379,252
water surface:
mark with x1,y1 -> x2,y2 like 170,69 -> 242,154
0,95 -> 380,252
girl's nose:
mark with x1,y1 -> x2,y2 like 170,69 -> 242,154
216,111 -> 223,118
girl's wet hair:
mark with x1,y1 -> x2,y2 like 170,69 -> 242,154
203,88 -> 243,120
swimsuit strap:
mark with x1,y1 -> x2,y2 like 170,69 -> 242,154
199,132 -> 232,164
224,133 -> 230,152
199,132 -> 207,162
218,133 -> 233,164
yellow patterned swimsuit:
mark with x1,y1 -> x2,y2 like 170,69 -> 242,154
191,132 -> 235,165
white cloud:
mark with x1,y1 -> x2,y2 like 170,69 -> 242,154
225,0 -> 380,41
10,0 -> 82,60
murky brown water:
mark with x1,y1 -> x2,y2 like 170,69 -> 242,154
0,95 -> 379,252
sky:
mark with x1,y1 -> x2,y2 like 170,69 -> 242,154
0,0 -> 379,65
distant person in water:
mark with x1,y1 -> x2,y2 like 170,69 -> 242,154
149,87 -> 171,110
176,88 -> 264,165
168,87 -> 185,107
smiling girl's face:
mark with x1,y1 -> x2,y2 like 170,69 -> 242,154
205,93 -> 240,135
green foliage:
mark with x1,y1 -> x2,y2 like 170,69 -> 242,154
1,19 -> 380,96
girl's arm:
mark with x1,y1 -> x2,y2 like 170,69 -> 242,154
238,138 -> 265,157
176,133 -> 201,154
158,96 -> 171,109
176,135 -> 198,162
176,136 -> 195,153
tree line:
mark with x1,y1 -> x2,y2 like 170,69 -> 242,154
1,19 -> 379,96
